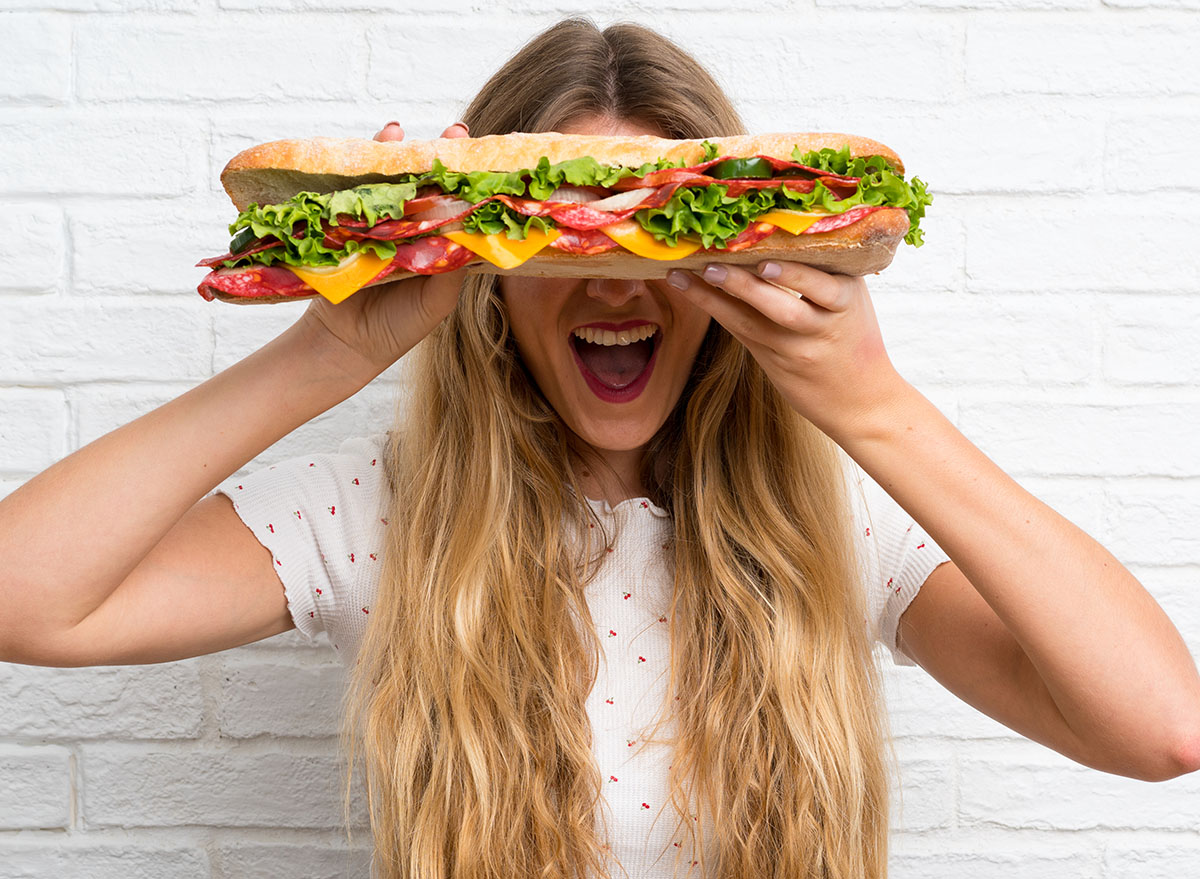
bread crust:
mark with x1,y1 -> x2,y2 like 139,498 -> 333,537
221,132 -> 905,211
204,207 -> 911,304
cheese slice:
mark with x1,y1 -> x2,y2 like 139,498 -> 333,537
755,210 -> 830,236
601,220 -> 701,260
443,227 -> 561,270
290,250 -> 394,305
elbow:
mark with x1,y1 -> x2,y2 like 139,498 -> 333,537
1160,727 -> 1200,781
1126,725 -> 1200,783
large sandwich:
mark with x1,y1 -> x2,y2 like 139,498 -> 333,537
196,132 -> 932,305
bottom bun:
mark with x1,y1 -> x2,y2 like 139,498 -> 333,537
209,208 -> 909,305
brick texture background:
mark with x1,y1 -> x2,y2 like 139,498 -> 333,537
1,2 -> 1198,876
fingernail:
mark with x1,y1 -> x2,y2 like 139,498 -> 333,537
759,261 -> 781,280
702,264 -> 727,284
666,270 -> 689,290
384,120 -> 401,128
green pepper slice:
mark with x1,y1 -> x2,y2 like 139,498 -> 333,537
707,157 -> 774,179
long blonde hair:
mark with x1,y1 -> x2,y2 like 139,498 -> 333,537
343,17 -> 894,879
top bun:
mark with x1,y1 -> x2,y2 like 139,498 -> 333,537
220,132 -> 906,211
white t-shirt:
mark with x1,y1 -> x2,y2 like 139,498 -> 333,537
213,433 -> 949,878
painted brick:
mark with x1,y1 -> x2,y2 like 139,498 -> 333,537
889,740 -> 959,831
0,388 -> 67,472
215,842 -> 372,879
219,660 -> 346,738
0,15 -> 71,104
0,843 -> 207,879
959,401 -> 1200,478
71,201 -> 222,296
1106,841 -> 1200,878
1106,112 -> 1200,192
967,19 -> 1200,96
4,0 -> 195,8
1103,480 -> 1200,566
76,19 -> 369,103
0,203 -> 64,293
810,98 -> 1104,197
876,292 -> 1094,387
822,0 -> 1090,7
1101,295 -> 1200,386
0,301 -> 213,384
959,745 -> 1200,829
0,661 -> 203,739
964,196 -> 1200,294
0,112 -> 201,197
0,744 -> 71,830
82,748 -> 366,828
891,836 -> 1101,879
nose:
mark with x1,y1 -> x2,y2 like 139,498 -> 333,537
585,277 -> 646,307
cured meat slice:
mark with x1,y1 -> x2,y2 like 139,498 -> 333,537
702,222 -> 777,253
195,237 -> 282,268
197,237 -> 474,301
803,205 -> 887,233
549,228 -> 622,255
197,265 -> 312,301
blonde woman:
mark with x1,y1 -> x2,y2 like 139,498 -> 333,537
1,17 -> 1197,879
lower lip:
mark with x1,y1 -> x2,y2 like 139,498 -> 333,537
570,334 -> 659,404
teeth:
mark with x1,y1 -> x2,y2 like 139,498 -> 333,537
572,324 -> 657,346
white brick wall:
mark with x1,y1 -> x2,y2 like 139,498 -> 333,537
1,1 -> 1198,876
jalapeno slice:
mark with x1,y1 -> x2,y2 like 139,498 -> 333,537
707,157 -> 774,180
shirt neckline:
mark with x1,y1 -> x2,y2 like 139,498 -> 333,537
584,495 -> 671,519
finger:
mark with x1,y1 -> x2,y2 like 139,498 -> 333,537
373,121 -> 404,143
440,122 -> 470,138
752,260 -> 854,312
664,269 -> 777,347
692,263 -> 819,333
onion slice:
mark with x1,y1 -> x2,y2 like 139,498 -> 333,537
585,187 -> 658,213
543,185 -> 601,204
405,197 -> 473,221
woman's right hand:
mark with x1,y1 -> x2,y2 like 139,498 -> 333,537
297,121 -> 472,385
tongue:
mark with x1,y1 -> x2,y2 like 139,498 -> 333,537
576,337 -> 654,389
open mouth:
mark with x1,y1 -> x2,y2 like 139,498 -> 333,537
569,324 -> 660,403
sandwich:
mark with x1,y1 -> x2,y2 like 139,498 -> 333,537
196,132 -> 932,305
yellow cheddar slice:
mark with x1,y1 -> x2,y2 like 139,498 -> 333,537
755,210 -> 830,236
290,250 -> 394,305
443,227 -> 561,270
600,220 -> 701,260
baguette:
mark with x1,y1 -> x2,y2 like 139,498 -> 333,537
201,132 -> 927,304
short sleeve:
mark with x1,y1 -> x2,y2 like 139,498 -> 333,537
847,461 -> 952,667
212,433 -> 390,660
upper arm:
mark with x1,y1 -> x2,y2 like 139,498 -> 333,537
32,493 -> 294,667
896,560 -> 1095,767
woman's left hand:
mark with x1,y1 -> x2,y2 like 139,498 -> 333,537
667,261 -> 908,444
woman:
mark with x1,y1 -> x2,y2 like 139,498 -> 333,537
0,17 -> 1197,879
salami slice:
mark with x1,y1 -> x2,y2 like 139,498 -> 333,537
549,228 -> 622,255
195,237 -> 282,268
702,222 -> 777,253
197,237 -> 474,301
803,205 -> 887,233
196,265 -> 312,301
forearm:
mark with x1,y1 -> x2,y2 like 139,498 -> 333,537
0,316 -> 379,641
840,378 -> 1200,762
